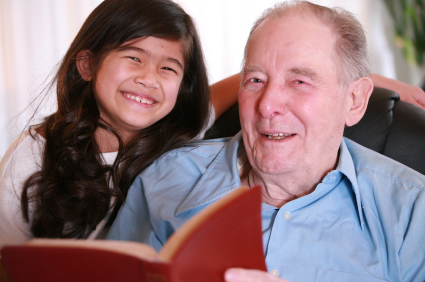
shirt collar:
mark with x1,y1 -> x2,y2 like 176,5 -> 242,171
176,132 -> 243,214
336,137 -> 365,230
176,135 -> 364,230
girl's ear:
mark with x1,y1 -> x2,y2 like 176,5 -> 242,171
76,50 -> 93,81
345,77 -> 374,127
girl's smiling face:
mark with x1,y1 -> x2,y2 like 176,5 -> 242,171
92,37 -> 184,137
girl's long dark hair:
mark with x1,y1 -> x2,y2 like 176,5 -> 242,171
21,0 -> 210,238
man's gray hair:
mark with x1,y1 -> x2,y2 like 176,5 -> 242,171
243,0 -> 370,88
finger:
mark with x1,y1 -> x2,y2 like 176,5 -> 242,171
416,102 -> 425,110
224,268 -> 290,282
413,90 -> 425,109
411,99 -> 425,110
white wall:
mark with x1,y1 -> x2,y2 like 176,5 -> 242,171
0,0 -> 422,159
0,0 -> 104,157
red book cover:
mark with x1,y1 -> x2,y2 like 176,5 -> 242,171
1,186 -> 266,282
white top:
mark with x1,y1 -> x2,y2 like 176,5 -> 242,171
0,129 -> 117,252
0,106 -> 215,252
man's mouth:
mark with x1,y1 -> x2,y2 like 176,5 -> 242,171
123,92 -> 155,105
262,133 -> 295,140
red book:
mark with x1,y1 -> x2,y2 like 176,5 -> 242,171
1,186 -> 266,282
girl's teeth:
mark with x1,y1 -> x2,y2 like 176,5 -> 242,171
124,93 -> 154,105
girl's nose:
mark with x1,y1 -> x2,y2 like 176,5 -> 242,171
135,67 -> 159,89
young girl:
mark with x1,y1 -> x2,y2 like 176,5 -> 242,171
0,0 -> 223,247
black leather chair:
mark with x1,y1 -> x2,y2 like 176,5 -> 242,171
205,88 -> 425,175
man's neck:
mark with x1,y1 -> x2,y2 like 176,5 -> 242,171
250,154 -> 339,208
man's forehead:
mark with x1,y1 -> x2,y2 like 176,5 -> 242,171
244,15 -> 337,78
248,14 -> 333,48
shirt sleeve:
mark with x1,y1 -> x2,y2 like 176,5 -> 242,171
399,189 -> 425,282
0,173 -> 33,250
0,133 -> 37,253
106,177 -> 164,252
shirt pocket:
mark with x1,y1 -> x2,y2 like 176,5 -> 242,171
316,270 -> 389,282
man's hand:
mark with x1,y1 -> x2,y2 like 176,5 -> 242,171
370,73 -> 425,110
224,268 -> 290,282
396,83 -> 425,110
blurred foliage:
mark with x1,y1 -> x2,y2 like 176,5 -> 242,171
383,0 -> 425,65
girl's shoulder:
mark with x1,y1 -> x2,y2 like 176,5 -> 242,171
0,129 -> 43,248
0,128 -> 45,179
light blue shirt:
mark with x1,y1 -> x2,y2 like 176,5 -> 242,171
107,132 -> 425,282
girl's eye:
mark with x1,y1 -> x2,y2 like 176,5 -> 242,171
250,78 -> 262,83
129,56 -> 140,62
162,67 -> 177,74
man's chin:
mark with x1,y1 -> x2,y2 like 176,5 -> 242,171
254,159 -> 296,176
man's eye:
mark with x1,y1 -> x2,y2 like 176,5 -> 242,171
250,78 -> 262,83
128,57 -> 140,62
295,80 -> 305,84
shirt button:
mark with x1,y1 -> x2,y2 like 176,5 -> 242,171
270,269 -> 279,277
282,212 -> 291,220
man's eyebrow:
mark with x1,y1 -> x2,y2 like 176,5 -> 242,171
241,66 -> 264,77
289,67 -> 320,80
117,46 -> 184,70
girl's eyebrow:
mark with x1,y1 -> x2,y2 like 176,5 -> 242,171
117,46 -> 184,70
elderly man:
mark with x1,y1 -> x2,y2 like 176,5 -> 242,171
107,1 -> 425,281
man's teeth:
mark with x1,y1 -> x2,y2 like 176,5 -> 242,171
264,133 -> 293,140
124,93 -> 154,105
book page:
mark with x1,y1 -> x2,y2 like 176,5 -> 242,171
26,239 -> 159,262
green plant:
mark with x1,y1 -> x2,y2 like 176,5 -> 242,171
383,0 -> 425,65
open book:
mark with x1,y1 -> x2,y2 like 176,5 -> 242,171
1,186 -> 266,282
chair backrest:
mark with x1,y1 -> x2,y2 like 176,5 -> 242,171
205,87 -> 425,175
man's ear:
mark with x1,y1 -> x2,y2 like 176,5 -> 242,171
345,77 -> 374,126
76,50 -> 93,81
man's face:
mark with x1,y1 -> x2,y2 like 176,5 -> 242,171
239,15 -> 351,177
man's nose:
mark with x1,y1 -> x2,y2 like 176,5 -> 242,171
258,83 -> 286,119
135,66 -> 159,89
